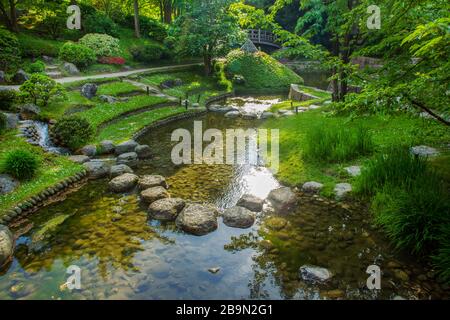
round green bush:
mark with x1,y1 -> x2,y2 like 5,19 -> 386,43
0,27 -> 20,72
50,117 -> 94,150
0,90 -> 17,111
130,43 -> 166,62
0,113 -> 7,134
27,60 -> 46,73
4,149 -> 40,180
59,42 -> 96,68
83,12 -> 119,38
79,33 -> 121,57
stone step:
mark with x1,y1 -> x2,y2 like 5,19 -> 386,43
46,71 -> 63,79
45,65 -> 59,71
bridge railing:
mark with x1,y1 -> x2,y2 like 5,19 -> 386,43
247,29 -> 278,46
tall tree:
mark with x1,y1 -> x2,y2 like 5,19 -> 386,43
133,0 -> 140,37
0,0 -> 20,32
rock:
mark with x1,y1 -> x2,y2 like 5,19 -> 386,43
42,56 -> 53,63
279,110 -> 294,116
19,103 -> 40,119
99,95 -> 117,103
394,269 -> 410,282
140,186 -> 169,204
241,112 -> 258,120
13,69 -> 29,84
237,194 -> 264,212
99,140 -> 115,154
159,78 -> 183,89
302,181 -> 323,193
0,174 -> 19,195
3,113 -> 19,129
344,166 -> 361,177
410,145 -> 439,157
289,84 -> 319,101
208,267 -> 220,274
260,111 -> 274,119
148,198 -> 185,221
0,225 -> 14,268
83,161 -> 110,179
115,140 -> 138,155
191,103 -> 200,108
267,187 -> 298,214
62,62 -> 79,75
299,265 -> 333,283
80,83 -> 97,99
175,203 -> 218,236
334,183 -> 352,200
324,289 -> 344,299
0,70 -> 5,84
80,145 -> 97,157
109,164 -> 133,178
264,216 -> 287,231
309,104 -> 321,110
108,173 -> 139,193
138,175 -> 168,190
117,152 -> 138,168
68,155 -> 90,164
224,110 -> 240,118
135,144 -> 151,159
222,206 -> 255,228
209,105 -> 234,113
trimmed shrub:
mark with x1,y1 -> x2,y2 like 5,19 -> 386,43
19,74 -> 65,107
83,12 -> 119,37
122,15 -> 167,42
98,56 -> 126,65
0,27 -> 20,72
27,60 -> 46,74
19,36 -> 61,58
4,149 -> 40,180
50,116 -> 94,150
79,33 -> 121,57
0,113 -> 6,134
59,42 -> 96,68
0,90 -> 17,111
130,43 -> 166,62
35,14 -> 66,39
214,60 -> 233,92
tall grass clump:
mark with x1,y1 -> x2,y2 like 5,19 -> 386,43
304,125 -> 373,163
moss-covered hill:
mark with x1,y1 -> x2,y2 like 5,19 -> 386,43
224,49 -> 303,91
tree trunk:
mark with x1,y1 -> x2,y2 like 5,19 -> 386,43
163,0 -> 172,24
133,0 -> 140,38
9,0 -> 18,32
203,54 -> 212,76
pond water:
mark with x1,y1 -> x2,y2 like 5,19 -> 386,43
0,96 -> 447,300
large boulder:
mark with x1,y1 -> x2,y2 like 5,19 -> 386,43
148,198 -> 185,221
68,155 -> 90,164
117,152 -> 138,168
175,203 -> 218,236
140,186 -> 169,204
138,175 -> 168,190
98,140 -> 115,154
80,145 -> 97,157
222,206 -> 255,229
83,161 -> 110,179
135,144 -> 151,159
0,174 -> 19,195
299,265 -> 333,283
0,225 -> 14,269
334,183 -> 352,200
109,164 -> 133,178
241,112 -> 258,120
19,104 -> 40,120
80,83 -> 97,99
13,69 -> 29,84
267,187 -> 298,214
63,62 -> 79,75
115,140 -> 138,155
302,181 -> 323,193
108,173 -> 139,193
2,113 -> 19,129
237,194 -> 264,212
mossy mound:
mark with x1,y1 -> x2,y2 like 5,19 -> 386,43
224,49 -> 303,91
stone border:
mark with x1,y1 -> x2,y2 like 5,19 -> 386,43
205,91 -> 235,108
0,169 -> 89,226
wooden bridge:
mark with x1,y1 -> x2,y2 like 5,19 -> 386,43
247,29 -> 281,49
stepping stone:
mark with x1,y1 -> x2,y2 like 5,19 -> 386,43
140,186 -> 169,204
222,206 -> 255,228
410,145 -> 439,157
148,198 -> 185,221
83,161 -> 110,179
46,71 -> 63,79
334,183 -> 352,200
110,164 -> 133,178
117,152 -> 138,168
302,181 -> 323,193
267,187 -> 298,214
237,194 -> 264,212
175,203 -> 218,236
138,175 -> 168,190
344,166 -> 361,177
68,155 -> 90,164
115,140 -> 138,155
108,173 -> 138,193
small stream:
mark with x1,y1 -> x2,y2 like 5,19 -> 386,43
20,120 -> 70,155
0,95 -> 448,300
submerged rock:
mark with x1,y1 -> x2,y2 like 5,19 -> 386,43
138,175 -> 168,190
140,186 -> 169,204
237,194 -> 264,212
135,144 -> 151,159
109,164 -> 133,178
222,206 -> 255,228
175,203 -> 218,236
108,173 -> 138,193
302,181 -> 323,193
83,161 -> 110,179
115,140 -> 138,155
117,152 -> 138,168
224,110 -> 240,118
0,174 -> 19,195
334,183 -> 352,200
267,187 -> 298,214
148,198 -> 185,221
0,225 -> 14,269
31,214 -> 70,244
299,265 -> 333,283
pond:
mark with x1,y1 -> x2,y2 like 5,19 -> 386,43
0,96 -> 447,300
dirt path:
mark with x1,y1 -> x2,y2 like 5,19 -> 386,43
0,63 -> 202,91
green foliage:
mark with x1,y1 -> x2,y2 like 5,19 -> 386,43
3,149 -> 40,180
224,49 -> 303,90
35,12 -> 66,40
432,226 -> 450,284
123,15 -> 167,42
130,43 -> 166,62
0,90 -> 17,111
19,74 -> 65,107
304,124 -> 373,163
19,33 -> 61,58
0,27 -> 20,72
79,33 -> 121,57
59,42 -> 96,68
27,60 -> 46,74
51,116 -> 94,150
214,60 -> 233,92
83,11 -> 119,37
0,113 -> 6,134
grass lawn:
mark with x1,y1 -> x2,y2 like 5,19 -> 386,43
97,81 -> 143,96
263,108 -> 450,196
0,131 -> 83,215
42,91 -> 95,120
94,106 -> 193,143
269,86 -> 331,113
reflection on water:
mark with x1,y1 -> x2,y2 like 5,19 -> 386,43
0,96 -> 448,300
